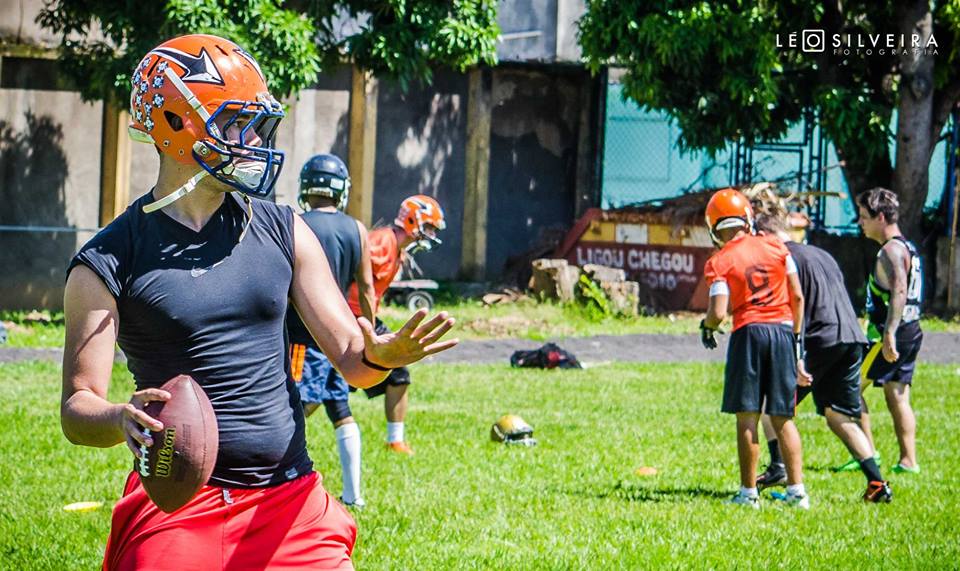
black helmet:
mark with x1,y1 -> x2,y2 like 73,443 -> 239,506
298,154 -> 351,211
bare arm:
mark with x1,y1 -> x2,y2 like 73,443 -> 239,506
878,242 -> 910,336
61,266 -> 169,454
704,292 -> 728,330
354,220 -> 376,324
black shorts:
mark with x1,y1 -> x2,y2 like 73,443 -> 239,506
796,343 -> 862,417
361,318 -> 411,399
863,324 -> 923,386
723,323 -> 797,417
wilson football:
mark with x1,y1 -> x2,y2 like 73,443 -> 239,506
136,375 -> 218,513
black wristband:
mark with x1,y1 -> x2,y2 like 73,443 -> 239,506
362,350 -> 392,372
793,333 -> 805,362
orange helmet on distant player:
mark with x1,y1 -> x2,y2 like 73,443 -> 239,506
705,188 -> 754,245
128,34 -> 285,211
395,195 -> 446,252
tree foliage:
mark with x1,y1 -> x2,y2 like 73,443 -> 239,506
579,0 -> 960,237
309,0 -> 500,91
37,0 -> 499,102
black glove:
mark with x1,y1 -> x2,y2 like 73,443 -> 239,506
700,319 -> 719,350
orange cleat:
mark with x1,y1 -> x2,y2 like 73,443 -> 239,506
863,480 -> 893,503
386,441 -> 415,456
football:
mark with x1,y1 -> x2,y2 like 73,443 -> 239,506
136,375 -> 218,513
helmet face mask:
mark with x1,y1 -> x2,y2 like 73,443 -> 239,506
198,99 -> 285,196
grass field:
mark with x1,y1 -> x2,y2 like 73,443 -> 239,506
10,304 -> 960,348
3,359 -> 958,569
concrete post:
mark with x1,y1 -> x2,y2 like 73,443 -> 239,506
99,99 -> 131,226
346,65 -> 378,227
461,67 -> 492,280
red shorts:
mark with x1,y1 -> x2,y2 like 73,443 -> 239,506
103,471 -> 356,570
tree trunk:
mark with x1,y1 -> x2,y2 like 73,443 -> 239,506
834,143 -> 893,199
893,1 -> 936,241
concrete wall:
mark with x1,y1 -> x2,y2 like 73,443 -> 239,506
485,67 -> 589,278
371,70 -> 468,279
0,87 -> 102,309
274,68 -> 352,208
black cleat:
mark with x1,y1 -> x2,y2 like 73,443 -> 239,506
863,480 -> 893,503
756,463 -> 787,490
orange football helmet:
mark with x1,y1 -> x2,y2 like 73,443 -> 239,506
128,34 -> 284,207
395,195 -> 446,252
705,188 -> 754,244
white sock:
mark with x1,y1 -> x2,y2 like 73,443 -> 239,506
335,423 -> 362,504
386,421 -> 404,444
786,483 -> 806,497
740,486 -> 758,498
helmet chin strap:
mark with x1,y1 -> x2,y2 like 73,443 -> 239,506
142,169 -> 210,213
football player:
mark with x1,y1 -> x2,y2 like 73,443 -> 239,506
286,153 -> 375,508
700,189 -> 810,509
60,34 -> 456,570
850,188 -> 923,474
752,205 -> 891,502
345,195 -> 447,455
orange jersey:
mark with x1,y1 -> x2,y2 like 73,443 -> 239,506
703,233 -> 794,331
348,227 -> 402,316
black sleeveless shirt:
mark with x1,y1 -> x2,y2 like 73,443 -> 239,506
286,210 -> 361,346
68,192 -> 312,488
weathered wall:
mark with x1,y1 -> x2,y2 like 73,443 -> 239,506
274,68 -> 352,208
0,87 -> 102,309
485,67 -> 588,278
371,70 -> 468,279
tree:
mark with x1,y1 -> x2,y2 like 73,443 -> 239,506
38,0 -> 499,103
579,1 -> 960,240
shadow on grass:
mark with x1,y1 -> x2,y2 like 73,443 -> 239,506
556,481 -> 730,503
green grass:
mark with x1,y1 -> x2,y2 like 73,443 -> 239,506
5,303 -> 960,347
380,299 -> 703,339
3,360 -> 958,569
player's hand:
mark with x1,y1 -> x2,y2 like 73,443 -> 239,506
359,309 -> 458,369
699,319 -> 721,350
796,359 -> 813,387
118,388 -> 171,458
881,332 -> 899,363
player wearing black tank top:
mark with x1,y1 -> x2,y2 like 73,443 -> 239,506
60,34 -> 457,570
856,188 -> 923,475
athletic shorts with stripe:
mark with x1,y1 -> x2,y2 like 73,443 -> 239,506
796,342 -> 862,417
289,343 -> 350,403
723,323 -> 797,417
862,322 -> 923,386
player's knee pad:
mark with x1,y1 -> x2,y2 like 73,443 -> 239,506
324,399 -> 353,425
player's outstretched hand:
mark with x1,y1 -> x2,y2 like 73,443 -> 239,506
119,388 -> 171,458
358,309 -> 458,369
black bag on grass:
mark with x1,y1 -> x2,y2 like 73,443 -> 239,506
510,343 -> 582,370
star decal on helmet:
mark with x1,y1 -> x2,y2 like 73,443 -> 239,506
150,46 -> 224,85
232,47 -> 265,82
152,94 -> 164,108
144,117 -> 155,131
152,75 -> 165,89
144,103 -> 153,115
